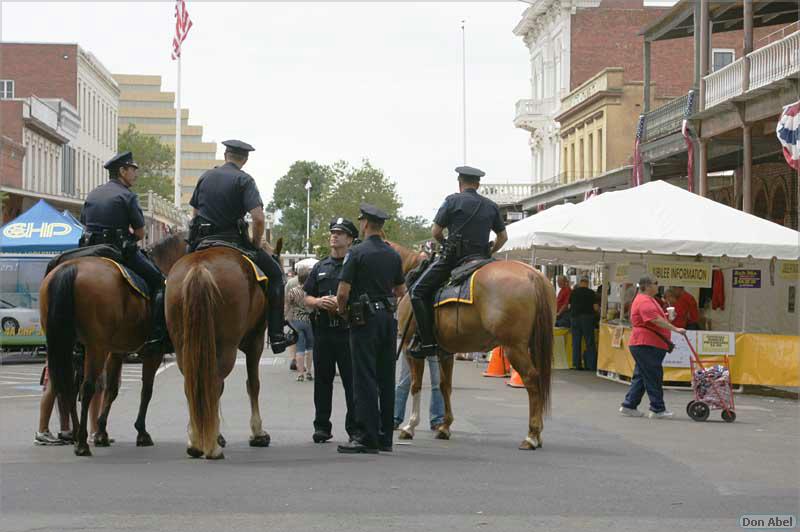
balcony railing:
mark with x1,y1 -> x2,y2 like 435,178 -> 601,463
704,30 -> 800,110
749,30 -> 800,92
481,179 -> 560,205
642,93 -> 695,143
513,98 -> 553,132
140,190 -> 189,228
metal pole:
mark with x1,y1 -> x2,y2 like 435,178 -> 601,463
699,0 -> 709,111
174,55 -> 182,208
305,180 -> 311,255
461,19 -> 467,165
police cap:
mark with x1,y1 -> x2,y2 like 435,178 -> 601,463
222,139 -> 255,157
358,203 -> 390,223
104,151 -> 139,170
329,217 -> 358,238
455,165 -> 485,180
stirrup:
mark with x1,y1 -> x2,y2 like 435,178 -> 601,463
408,337 -> 437,359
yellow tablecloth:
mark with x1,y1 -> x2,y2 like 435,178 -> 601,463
597,323 -> 800,386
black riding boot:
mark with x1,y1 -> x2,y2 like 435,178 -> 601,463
143,288 -> 172,354
409,298 -> 437,358
267,282 -> 296,354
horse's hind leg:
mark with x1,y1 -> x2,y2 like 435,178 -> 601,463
75,349 -> 106,456
435,354 -> 455,440
244,334 -> 270,447
399,356 -> 425,440
134,352 -> 164,447
94,354 -> 123,447
506,344 -> 543,450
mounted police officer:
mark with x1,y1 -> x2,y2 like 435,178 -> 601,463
79,151 -> 169,349
408,166 -> 508,357
303,217 -> 359,444
188,140 -> 294,353
336,204 -> 406,454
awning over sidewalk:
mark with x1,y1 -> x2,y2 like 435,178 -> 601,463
502,180 -> 799,261
0,199 -> 83,253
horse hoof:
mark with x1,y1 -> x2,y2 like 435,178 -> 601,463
398,430 -> 413,440
93,433 -> 110,447
217,434 -> 227,448
518,439 -> 537,451
186,447 -> 203,459
206,452 -> 225,460
249,434 -> 271,447
434,430 -> 451,441
136,433 -> 154,447
74,444 -> 92,457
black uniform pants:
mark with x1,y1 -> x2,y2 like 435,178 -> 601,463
410,256 -> 454,302
252,248 -> 286,335
313,327 -> 356,437
127,248 -> 166,293
349,309 -> 397,448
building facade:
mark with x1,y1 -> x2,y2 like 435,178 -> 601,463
113,74 -> 223,208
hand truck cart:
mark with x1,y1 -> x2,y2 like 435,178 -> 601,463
685,334 -> 736,422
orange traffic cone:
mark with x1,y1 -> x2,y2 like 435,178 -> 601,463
483,346 -> 510,377
506,368 -> 525,388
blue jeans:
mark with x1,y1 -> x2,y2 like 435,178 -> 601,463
394,354 -> 444,427
571,314 -> 596,370
622,344 -> 667,413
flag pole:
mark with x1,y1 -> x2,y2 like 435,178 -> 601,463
174,54 -> 182,208
461,19 -> 467,165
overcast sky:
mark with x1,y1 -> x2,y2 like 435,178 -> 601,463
1,1 -> 532,219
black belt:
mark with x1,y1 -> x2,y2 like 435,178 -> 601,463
370,301 -> 393,312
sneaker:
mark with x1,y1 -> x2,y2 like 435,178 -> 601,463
305,372 -> 313,381
296,374 -> 305,382
58,431 -> 75,444
648,410 -> 674,419
34,430 -> 65,446
619,406 -> 644,418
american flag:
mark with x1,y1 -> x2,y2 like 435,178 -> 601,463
631,114 -> 645,187
171,0 -> 193,60
682,90 -> 696,192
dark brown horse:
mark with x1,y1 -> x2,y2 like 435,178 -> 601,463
39,233 -> 187,456
389,241 -> 555,450
166,243 -> 279,459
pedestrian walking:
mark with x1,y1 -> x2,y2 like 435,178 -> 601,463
304,217 -> 359,443
393,354 -> 444,430
619,275 -> 686,419
335,204 -> 406,454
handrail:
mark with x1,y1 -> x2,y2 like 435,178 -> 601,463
704,58 -> 743,109
748,30 -> 800,92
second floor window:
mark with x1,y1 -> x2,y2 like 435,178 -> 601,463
712,49 -> 735,72
0,80 -> 14,99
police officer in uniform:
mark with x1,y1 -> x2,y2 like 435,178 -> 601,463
80,151 -> 169,348
409,166 -> 508,357
336,204 -> 406,454
188,140 -> 294,353
303,217 -> 359,444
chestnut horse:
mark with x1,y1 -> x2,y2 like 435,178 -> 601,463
389,241 -> 555,450
165,244 -> 278,459
40,233 -> 187,456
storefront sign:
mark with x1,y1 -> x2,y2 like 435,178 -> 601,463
697,331 -> 736,356
732,269 -> 761,288
778,261 -> 800,280
648,262 -> 711,288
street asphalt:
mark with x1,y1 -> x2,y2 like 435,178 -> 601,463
0,351 -> 797,532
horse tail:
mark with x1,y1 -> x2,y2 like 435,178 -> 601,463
528,270 -> 554,414
180,264 -> 222,455
44,264 -> 79,402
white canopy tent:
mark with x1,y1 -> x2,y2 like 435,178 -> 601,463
500,180 -> 800,334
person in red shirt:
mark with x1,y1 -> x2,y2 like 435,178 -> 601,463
672,286 -> 699,330
620,275 -> 686,419
664,289 -> 686,328
555,275 -> 572,327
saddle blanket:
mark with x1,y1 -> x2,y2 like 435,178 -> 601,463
46,245 -> 150,300
433,258 -> 495,308
195,240 -> 268,288
98,258 -> 150,300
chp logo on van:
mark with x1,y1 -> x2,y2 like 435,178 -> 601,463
2,222 -> 74,239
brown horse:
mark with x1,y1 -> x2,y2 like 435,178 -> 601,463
39,233 -> 188,456
389,241 -> 555,450
166,243 -> 278,459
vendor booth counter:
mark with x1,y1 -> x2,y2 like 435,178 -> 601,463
598,322 -> 799,387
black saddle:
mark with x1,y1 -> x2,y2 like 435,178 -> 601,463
433,258 -> 496,308
194,239 -> 268,286
46,244 -> 124,275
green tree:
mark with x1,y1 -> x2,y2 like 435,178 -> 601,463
117,124 -> 175,201
268,161 -> 336,253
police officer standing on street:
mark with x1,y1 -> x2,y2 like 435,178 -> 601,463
303,217 -> 359,444
80,151 -> 169,349
188,140 -> 294,353
409,166 -> 508,357
336,204 -> 406,454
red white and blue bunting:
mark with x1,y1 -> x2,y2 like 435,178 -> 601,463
776,101 -> 800,171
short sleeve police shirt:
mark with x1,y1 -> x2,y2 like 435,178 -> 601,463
339,236 -> 404,299
81,179 -> 145,231
190,162 -> 263,228
304,256 -> 346,298
433,189 -> 505,246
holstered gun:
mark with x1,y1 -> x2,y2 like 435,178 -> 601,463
348,294 -> 375,327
